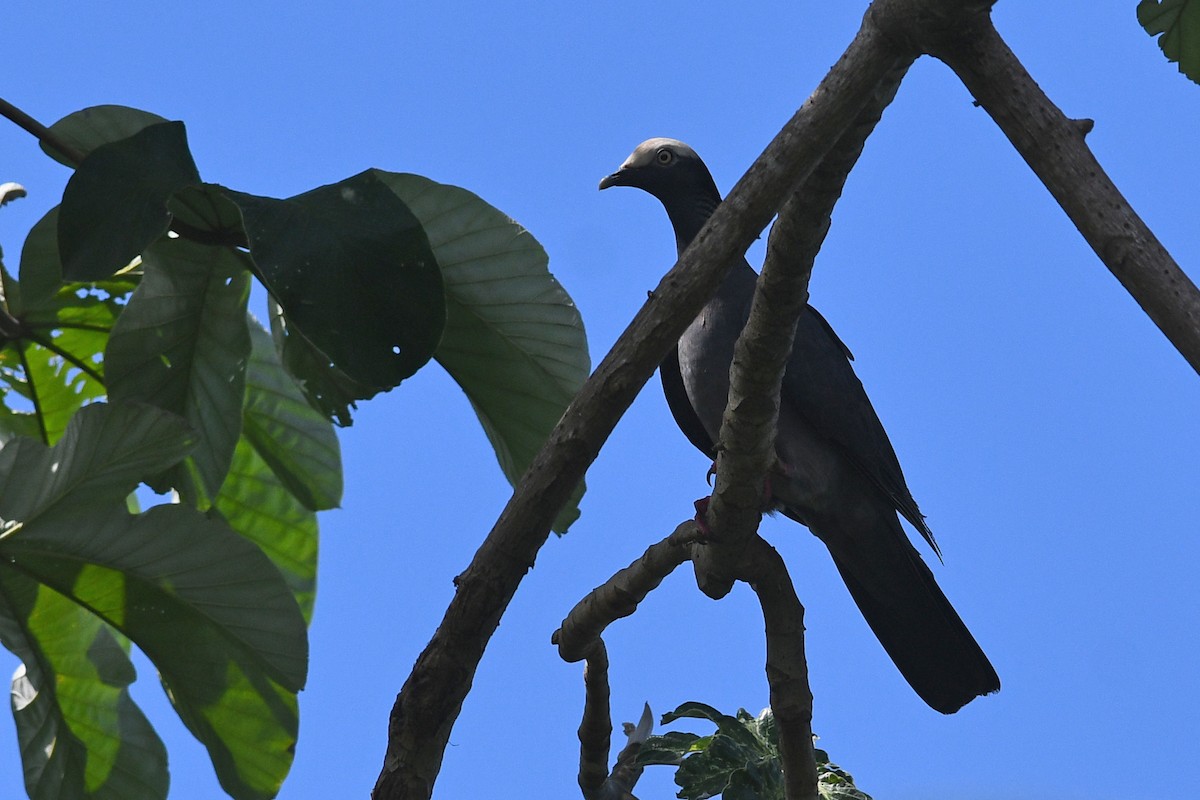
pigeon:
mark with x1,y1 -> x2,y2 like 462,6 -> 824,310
600,138 -> 999,713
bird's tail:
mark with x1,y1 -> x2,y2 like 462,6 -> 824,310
812,510 -> 1000,714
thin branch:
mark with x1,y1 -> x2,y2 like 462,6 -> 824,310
373,16 -> 910,800
905,8 -> 1200,374
554,522 -> 700,664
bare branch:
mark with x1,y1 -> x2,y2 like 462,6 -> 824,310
740,538 -> 817,800
552,524 -> 698,799
577,642 -> 612,799
554,522 -> 699,664
916,10 -> 1200,373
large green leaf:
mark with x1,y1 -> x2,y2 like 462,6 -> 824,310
1139,0 -> 1200,84
241,322 -> 341,511
376,172 -> 590,532
105,238 -> 252,502
227,170 -> 445,393
0,571 -> 167,800
0,403 -> 195,516
41,105 -> 168,168
58,122 -> 201,281
215,437 -> 319,623
0,403 -> 308,799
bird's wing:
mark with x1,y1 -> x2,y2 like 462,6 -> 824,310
660,345 -> 716,459
783,308 -> 939,556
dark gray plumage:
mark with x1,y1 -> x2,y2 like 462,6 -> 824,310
600,138 -> 999,714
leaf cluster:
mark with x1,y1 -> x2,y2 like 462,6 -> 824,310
0,102 -> 590,799
639,703 -> 871,800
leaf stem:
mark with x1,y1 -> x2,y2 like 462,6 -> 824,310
23,330 -> 105,387
14,345 -> 49,444
0,97 -> 85,167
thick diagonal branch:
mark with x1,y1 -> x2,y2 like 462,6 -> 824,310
373,17 -> 911,800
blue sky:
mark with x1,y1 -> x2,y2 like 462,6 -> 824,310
3,3 -> 1199,799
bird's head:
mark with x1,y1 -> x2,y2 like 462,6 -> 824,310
599,138 -> 723,249
599,138 -> 720,203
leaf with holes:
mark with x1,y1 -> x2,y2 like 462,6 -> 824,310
226,170 -> 445,394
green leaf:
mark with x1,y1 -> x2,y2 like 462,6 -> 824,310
0,402 -> 195,516
641,704 -> 872,800
270,301 -> 378,426
375,172 -> 590,532
0,571 -> 168,800
0,403 -> 308,798
42,105 -> 169,168
169,183 -> 248,243
2,272 -> 135,445
17,206 -> 64,311
242,321 -> 341,511
226,170 -> 445,392
58,122 -> 201,281
105,238 -> 252,501
1138,0 -> 1200,84
215,437 -> 319,623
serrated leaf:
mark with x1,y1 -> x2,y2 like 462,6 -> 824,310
0,571 -> 167,800
105,238 -> 251,501
375,171 -> 589,532
58,122 -> 201,281
227,170 -> 445,393
1138,0 -> 1200,84
42,105 -> 169,168
241,321 -> 341,511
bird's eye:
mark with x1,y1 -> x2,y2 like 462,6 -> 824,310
655,149 -> 675,165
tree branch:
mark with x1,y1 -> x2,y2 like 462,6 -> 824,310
372,16 -> 911,800
696,56 -> 914,599
740,537 -> 817,800
901,7 -> 1200,374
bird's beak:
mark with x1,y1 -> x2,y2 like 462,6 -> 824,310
598,169 -> 627,190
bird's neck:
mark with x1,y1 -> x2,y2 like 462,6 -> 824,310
666,192 -> 723,256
